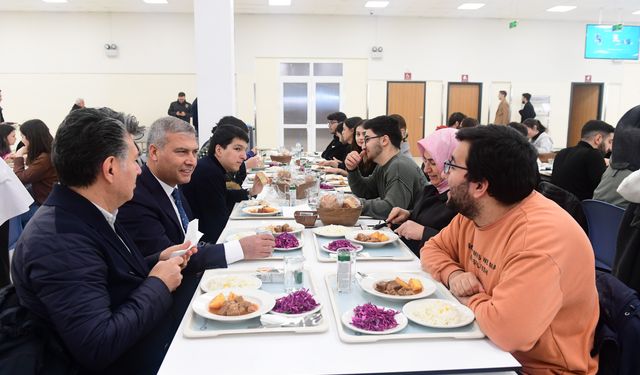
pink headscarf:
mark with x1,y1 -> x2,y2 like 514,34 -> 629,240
417,127 -> 459,193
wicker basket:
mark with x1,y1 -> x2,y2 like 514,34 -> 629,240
294,211 -> 318,228
274,180 -> 316,199
270,154 -> 292,164
317,206 -> 362,226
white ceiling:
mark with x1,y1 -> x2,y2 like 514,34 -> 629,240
1,0 -> 640,23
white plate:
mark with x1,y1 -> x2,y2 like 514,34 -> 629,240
258,223 -> 304,235
323,174 -> 344,181
402,299 -> 475,328
327,180 -> 348,187
199,275 -> 263,293
358,273 -> 437,301
345,230 -> 399,247
335,186 -> 352,193
341,308 -> 408,335
225,231 -> 256,242
312,225 -> 355,238
270,293 -> 323,318
241,205 -> 282,216
192,289 -> 276,322
320,241 -> 364,254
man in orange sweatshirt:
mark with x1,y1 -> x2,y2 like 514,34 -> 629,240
421,125 -> 599,374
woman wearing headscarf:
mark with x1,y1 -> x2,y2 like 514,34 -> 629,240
386,128 -> 458,256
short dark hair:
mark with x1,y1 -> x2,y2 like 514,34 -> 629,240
580,120 -> 614,140
19,120 -> 54,165
363,115 -> 402,149
207,125 -> 249,156
499,90 -> 507,97
507,122 -> 528,138
389,114 -> 407,130
523,118 -> 547,133
327,112 -> 347,123
0,123 -> 16,156
460,117 -> 478,128
448,112 -> 467,127
178,92 -> 186,97
216,116 -> 248,133
522,93 -> 532,101
344,116 -> 363,130
53,108 -> 129,188
456,125 -> 538,205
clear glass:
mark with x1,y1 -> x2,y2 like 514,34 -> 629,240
336,248 -> 356,293
283,83 -> 308,124
315,83 -> 340,124
284,255 -> 305,292
313,63 -> 343,76
280,62 -> 310,76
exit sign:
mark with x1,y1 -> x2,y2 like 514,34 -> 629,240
585,75 -> 592,83
612,24 -> 623,31
509,20 -> 518,29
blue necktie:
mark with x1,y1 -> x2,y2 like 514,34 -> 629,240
171,188 -> 189,233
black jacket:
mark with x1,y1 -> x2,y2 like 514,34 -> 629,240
321,135 -> 348,161
519,101 -> 536,122
167,100 -> 192,123
614,203 -> 640,294
551,141 -> 607,201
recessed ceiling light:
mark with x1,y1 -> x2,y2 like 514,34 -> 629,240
457,3 -> 485,10
143,0 -> 168,3
42,0 -> 68,3
269,0 -> 291,6
365,1 -> 389,9
546,5 -> 577,13
633,10 -> 640,15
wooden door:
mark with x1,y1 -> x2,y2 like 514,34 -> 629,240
387,81 -> 426,156
567,83 -> 603,147
447,82 -> 482,122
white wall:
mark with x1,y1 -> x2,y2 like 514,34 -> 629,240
1,11 -> 638,148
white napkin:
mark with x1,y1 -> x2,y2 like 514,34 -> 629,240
260,314 -> 298,326
617,169 -> 640,204
0,159 -> 34,225
185,218 -> 204,246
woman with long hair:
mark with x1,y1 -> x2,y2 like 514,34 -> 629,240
0,123 -> 17,159
9,119 -> 57,206
523,118 -> 553,154
350,120 -> 376,177
321,117 -> 365,176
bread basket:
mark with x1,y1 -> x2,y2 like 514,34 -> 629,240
294,211 -> 318,228
317,206 -> 361,226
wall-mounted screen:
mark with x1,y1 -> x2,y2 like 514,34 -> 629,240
585,24 -> 640,60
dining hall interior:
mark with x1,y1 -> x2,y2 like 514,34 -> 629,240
1,0 -> 640,374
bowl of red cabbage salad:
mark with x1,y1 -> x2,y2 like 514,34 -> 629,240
272,289 -> 320,315
325,239 -> 362,252
274,232 -> 300,249
351,303 -> 399,331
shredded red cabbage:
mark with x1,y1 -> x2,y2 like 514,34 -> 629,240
327,240 -> 357,252
351,303 -> 398,331
275,232 -> 299,249
320,183 -> 334,190
273,289 -> 319,314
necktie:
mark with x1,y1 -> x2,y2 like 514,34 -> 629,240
171,188 -> 189,233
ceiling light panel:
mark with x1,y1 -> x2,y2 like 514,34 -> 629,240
269,0 -> 292,6
365,1 -> 389,9
546,5 -> 577,13
457,3 -> 485,10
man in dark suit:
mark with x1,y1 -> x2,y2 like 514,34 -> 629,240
183,125 -> 267,243
552,120 -> 615,201
519,93 -> 536,123
11,108 -> 193,374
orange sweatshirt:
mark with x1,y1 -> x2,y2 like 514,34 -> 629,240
421,191 -> 599,375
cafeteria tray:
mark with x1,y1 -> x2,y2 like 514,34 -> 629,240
324,271 -> 485,343
183,268 -> 329,338
312,232 -> 415,262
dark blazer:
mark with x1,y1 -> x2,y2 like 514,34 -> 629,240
519,101 -> 536,123
551,141 -> 607,201
10,185 -> 176,374
401,185 -> 457,256
182,155 -> 248,243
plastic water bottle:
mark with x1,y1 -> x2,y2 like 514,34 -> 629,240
289,184 -> 296,207
337,248 -> 355,293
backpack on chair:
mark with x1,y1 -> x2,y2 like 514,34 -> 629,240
0,285 -> 78,375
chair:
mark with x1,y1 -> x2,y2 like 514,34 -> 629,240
582,199 -> 626,271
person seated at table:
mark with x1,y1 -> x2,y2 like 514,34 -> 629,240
321,111 -> 348,161
386,128 -> 458,256
11,108 -> 195,374
507,121 -> 528,138
182,125 -> 266,243
613,169 -> 640,294
523,118 -> 553,154
344,115 -> 427,220
421,125 -> 599,374
389,114 -> 413,159
320,116 -> 363,176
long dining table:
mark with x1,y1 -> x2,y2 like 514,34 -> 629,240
158,204 -> 521,375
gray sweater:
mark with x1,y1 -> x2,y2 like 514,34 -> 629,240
348,153 -> 427,219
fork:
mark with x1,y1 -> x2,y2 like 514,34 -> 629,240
370,220 -> 390,230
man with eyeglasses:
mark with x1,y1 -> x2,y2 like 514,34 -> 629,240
344,115 -> 427,219
421,125 -> 599,374
321,112 -> 348,161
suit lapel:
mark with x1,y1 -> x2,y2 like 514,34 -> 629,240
141,166 -> 185,240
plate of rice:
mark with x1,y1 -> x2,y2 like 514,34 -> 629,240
402,299 -> 475,328
199,274 -> 263,293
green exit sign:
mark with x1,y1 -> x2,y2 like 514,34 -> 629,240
509,20 -> 518,29
612,24 -> 623,31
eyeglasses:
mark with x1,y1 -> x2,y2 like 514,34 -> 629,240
443,159 -> 468,174
363,135 -> 382,144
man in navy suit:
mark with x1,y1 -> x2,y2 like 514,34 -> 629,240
11,108 -> 193,374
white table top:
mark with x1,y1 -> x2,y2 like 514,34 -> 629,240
158,218 -> 521,375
